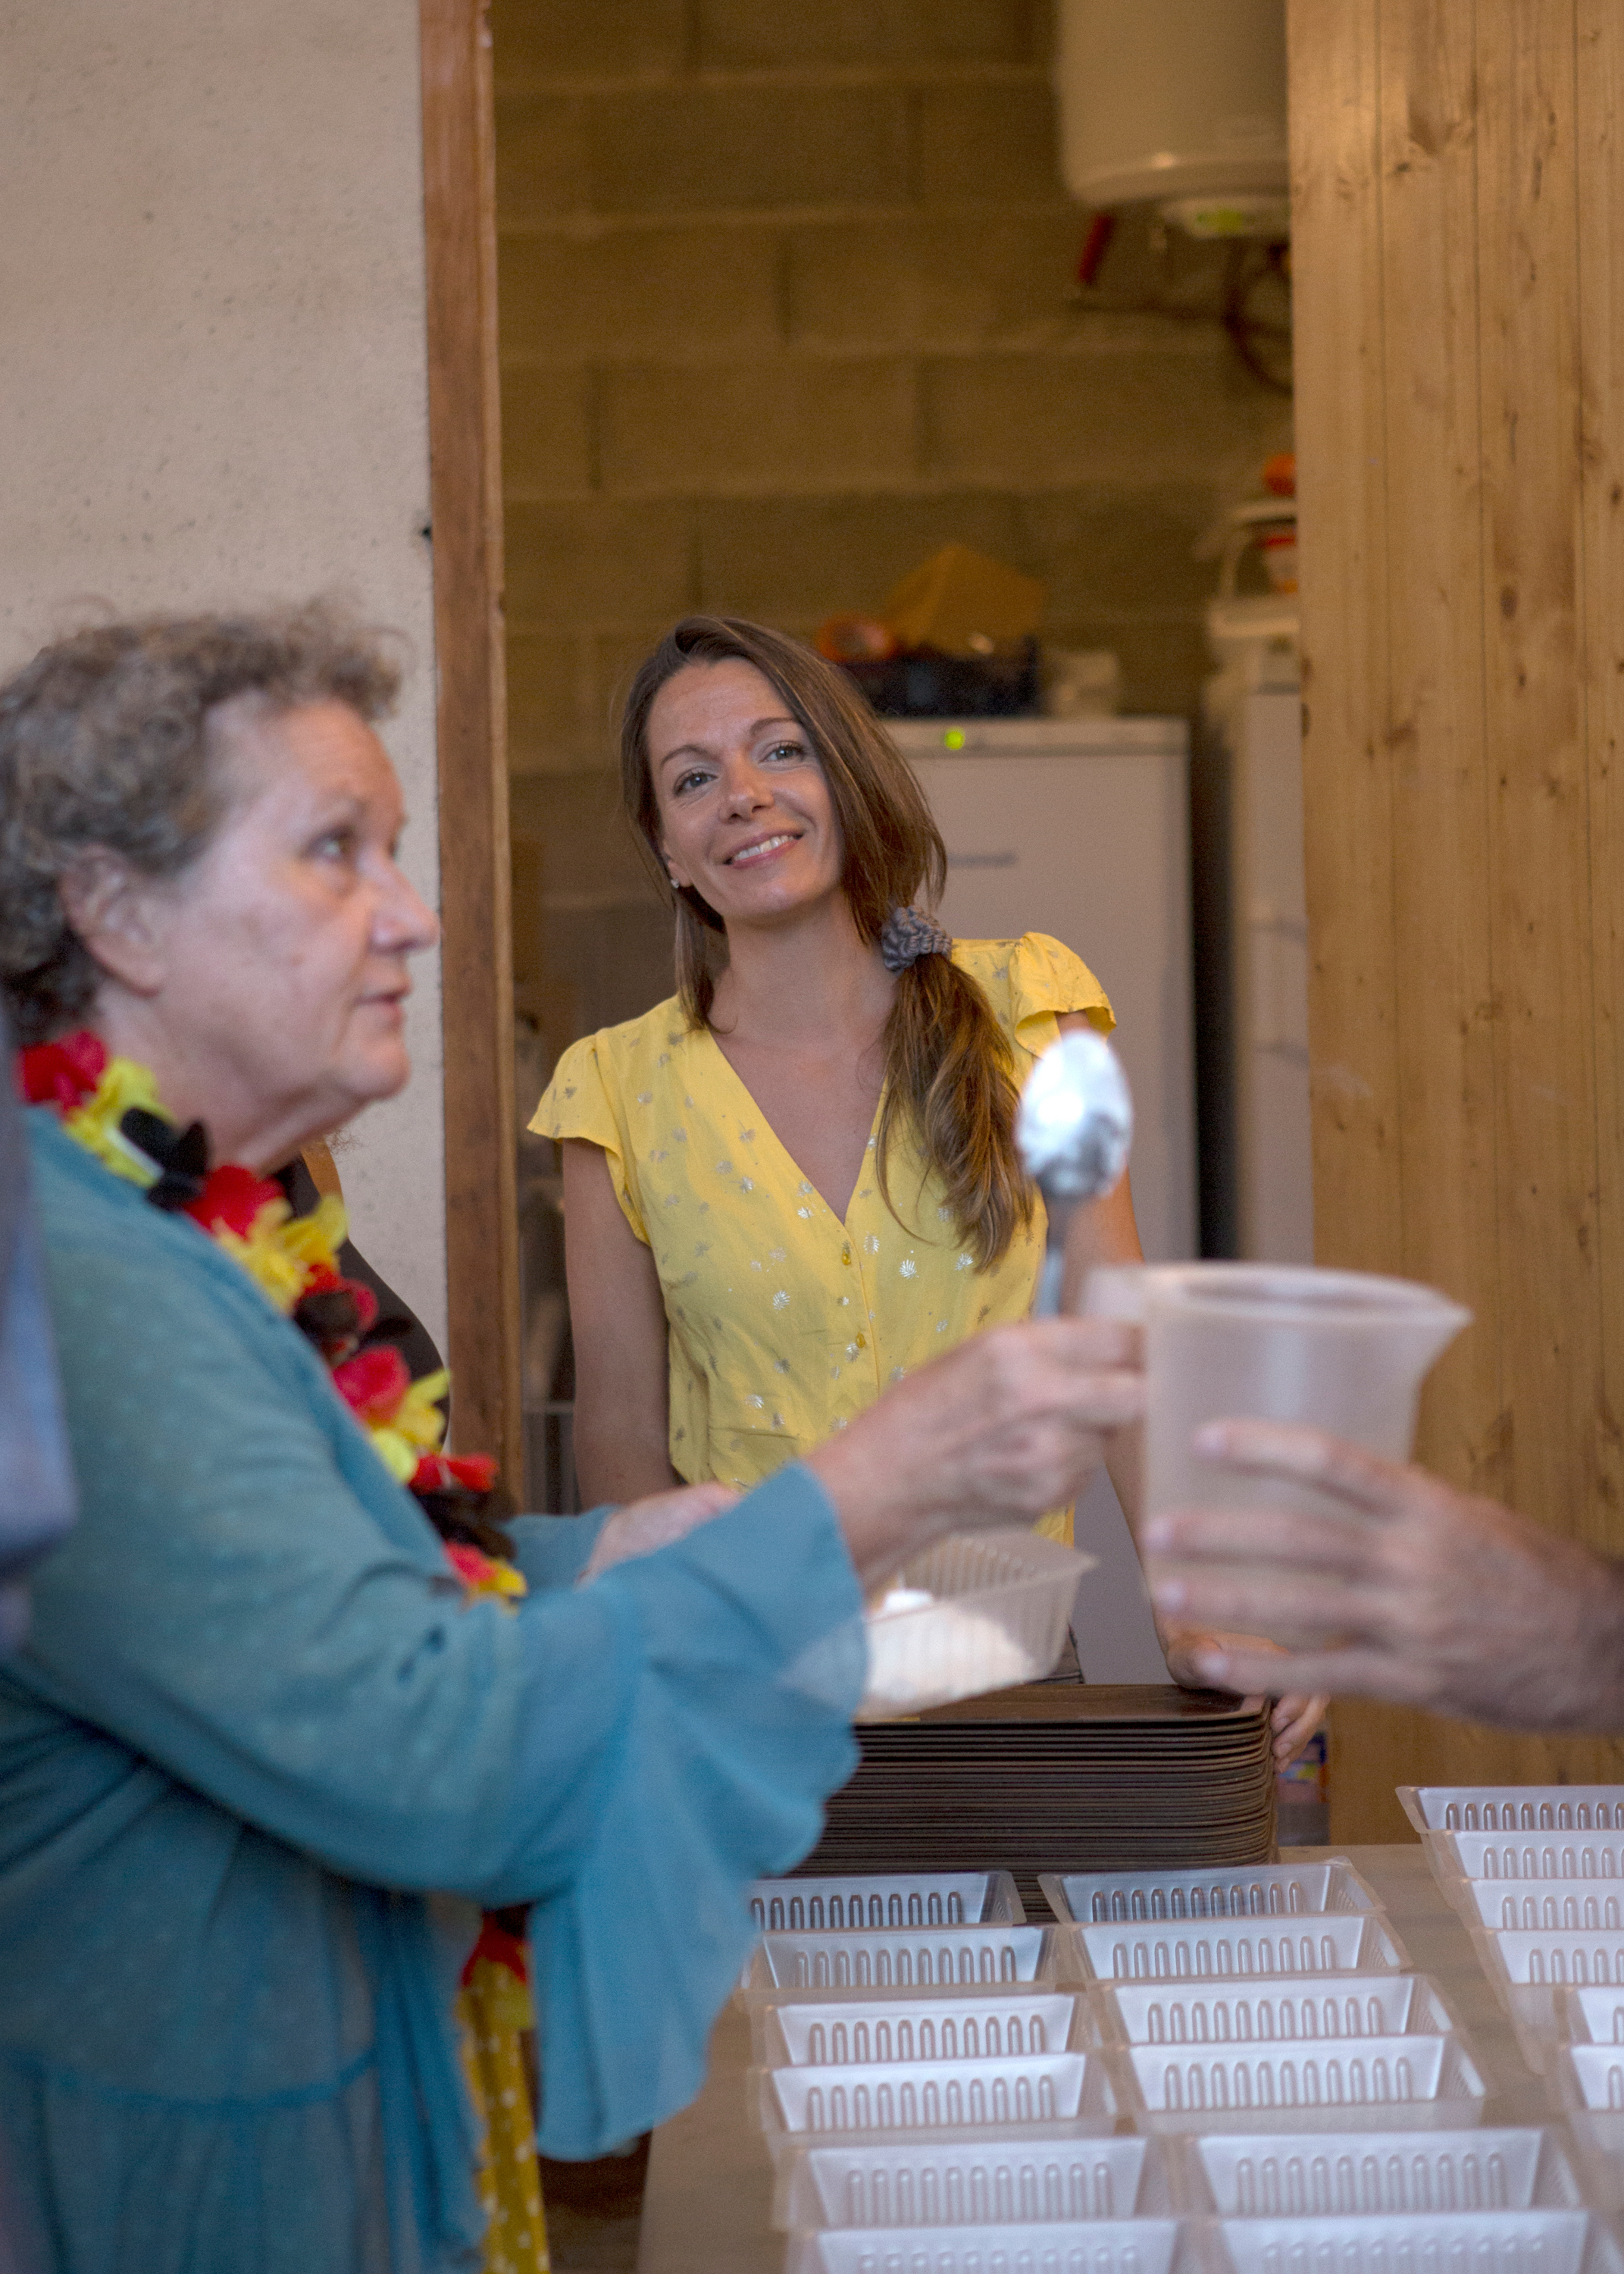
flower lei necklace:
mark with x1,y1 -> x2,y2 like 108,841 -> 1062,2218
19,1028 -> 516,1597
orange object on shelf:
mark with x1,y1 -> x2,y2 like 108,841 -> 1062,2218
815,612 -> 897,664
1262,451 -> 1297,496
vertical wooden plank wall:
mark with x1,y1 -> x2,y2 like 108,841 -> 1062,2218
1290,0 -> 1624,1839
420,0 -> 524,1491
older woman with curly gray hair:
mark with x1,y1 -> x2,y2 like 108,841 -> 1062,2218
0,602 -> 1144,2274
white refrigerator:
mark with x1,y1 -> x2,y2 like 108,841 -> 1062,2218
889,716 -> 1197,1682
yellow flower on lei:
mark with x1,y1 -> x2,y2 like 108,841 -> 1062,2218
367,1367 -> 452,1482
214,1191 -> 348,1314
62,1057 -> 165,1189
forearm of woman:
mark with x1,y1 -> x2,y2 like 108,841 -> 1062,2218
560,1139 -> 681,1506
1058,1160 -> 1144,1519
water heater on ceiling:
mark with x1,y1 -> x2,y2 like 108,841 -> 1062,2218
1055,0 -> 1288,237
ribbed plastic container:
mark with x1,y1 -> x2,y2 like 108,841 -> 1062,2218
1212,2211 -> 1624,2274
1551,1984 -> 1624,2050
1453,1880 -> 1624,1935
1112,2033 -> 1487,2135
1083,1975 -> 1460,2052
773,2132 -> 1167,2231
756,1992 -> 1084,2069
1400,1787 -> 1624,1834
1069,1913 -> 1407,1985
750,1873 -> 1023,1934
787,2217 -> 1186,2274
1552,2041 -> 1624,2113
1172,2127 -> 1584,2215
858,1531 -> 1088,1720
1044,1862 -> 1381,1928
756,2050 -> 1118,2146
1429,1831 -> 1624,1886
743,1924 -> 1062,1997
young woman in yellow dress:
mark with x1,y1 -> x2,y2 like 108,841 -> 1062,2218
532,614 -> 1140,1533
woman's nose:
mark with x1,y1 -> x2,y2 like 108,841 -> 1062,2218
718,758 -> 773,816
376,859 -> 440,954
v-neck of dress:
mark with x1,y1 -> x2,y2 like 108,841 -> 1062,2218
697,1025 -> 885,1231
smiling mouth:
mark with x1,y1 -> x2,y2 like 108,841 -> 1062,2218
724,832 -> 800,866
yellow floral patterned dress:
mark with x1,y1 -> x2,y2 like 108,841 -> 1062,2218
532,934 -> 1112,1539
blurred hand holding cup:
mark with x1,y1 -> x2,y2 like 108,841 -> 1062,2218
1084,1262 -> 1470,1530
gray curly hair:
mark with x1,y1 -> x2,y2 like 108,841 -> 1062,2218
0,601 -> 402,1045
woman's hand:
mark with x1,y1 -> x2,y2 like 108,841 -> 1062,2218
1159,1620 -> 1326,1767
1141,1418 -> 1624,1733
580,1481 -> 739,1583
805,1317 -> 1144,1590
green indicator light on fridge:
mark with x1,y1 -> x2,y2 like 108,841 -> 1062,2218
943,728 -> 965,749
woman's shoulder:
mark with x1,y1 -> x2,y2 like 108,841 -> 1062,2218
531,994 -> 702,1138
953,933 -> 1112,1018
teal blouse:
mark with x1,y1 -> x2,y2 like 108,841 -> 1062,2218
0,1114 -> 864,2274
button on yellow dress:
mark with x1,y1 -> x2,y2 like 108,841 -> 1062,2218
532,934 -> 1112,1539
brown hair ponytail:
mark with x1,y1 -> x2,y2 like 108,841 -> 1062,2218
619,615 -> 1034,1269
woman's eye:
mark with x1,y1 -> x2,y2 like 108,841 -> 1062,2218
764,741 -> 806,763
311,827 -> 358,862
672,768 -> 712,795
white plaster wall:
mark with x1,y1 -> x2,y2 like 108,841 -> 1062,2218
0,0 -> 447,1352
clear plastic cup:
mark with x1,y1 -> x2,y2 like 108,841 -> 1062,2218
1086,1263 -> 1469,1524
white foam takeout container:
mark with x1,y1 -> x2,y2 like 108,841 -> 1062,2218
1080,1974 -> 1460,2053
749,1872 -> 1024,1935
1169,2126 -> 1585,2216
771,2130 -> 1169,2232
1044,1861 -> 1383,1928
858,1531 -> 1089,1720
1109,2031 -> 1488,2135
1066,1912 -> 1407,1986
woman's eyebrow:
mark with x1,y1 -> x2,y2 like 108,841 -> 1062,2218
656,716 -> 802,774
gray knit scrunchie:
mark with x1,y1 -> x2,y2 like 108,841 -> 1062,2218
879,905 -> 952,973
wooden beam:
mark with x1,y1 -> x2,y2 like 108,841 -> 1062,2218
419,0 -> 523,1493
1291,0 -> 1624,1836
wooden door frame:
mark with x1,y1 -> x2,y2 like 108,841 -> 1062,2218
418,0 -> 523,1492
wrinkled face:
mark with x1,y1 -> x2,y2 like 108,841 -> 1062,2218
648,659 -> 845,929
142,697 -> 438,1139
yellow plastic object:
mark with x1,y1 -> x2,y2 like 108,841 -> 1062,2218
879,544 -> 1045,658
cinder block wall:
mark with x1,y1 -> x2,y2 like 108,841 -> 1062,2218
493,0 -> 1291,1063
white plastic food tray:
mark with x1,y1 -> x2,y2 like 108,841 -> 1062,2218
857,1530 -> 1088,1720
1044,1862 -> 1381,1928
1551,1984 -> 1624,2049
1212,2211 -> 1624,2274
756,2050 -> 1117,2144
787,2217 -> 1184,2274
1172,2127 -> 1584,2215
1553,2042 -> 1624,2113
1400,1786 -> 1624,1834
743,1925 -> 1061,1996
1084,1975 -> 1459,2052
1112,2034 -> 1487,2135
1453,1879 -> 1624,1934
757,1992 -> 1083,2069
773,2132 -> 1166,2231
751,1874 -> 1023,1934
1069,1913 -> 1407,1985
1429,1831 -> 1624,1886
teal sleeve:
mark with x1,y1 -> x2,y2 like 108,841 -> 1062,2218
507,1508 -> 612,1589
22,1230 -> 863,1923
529,1462 -> 863,2157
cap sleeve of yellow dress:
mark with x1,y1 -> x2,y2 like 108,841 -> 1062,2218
530,1023 -> 652,1245
951,932 -> 1116,1069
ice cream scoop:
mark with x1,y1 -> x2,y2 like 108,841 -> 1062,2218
1016,1028 -> 1134,1316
